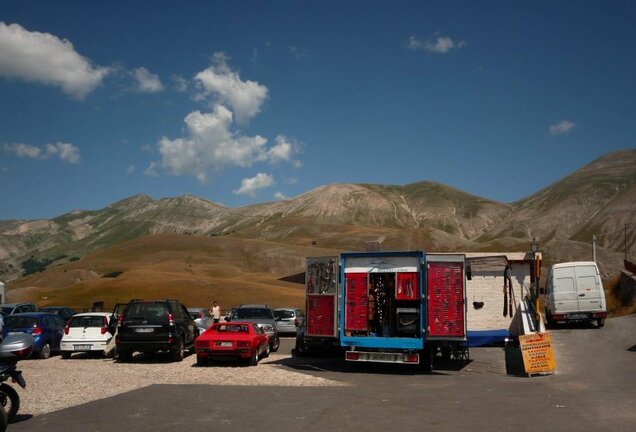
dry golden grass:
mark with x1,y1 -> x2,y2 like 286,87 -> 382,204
605,275 -> 636,317
7,234 -> 342,312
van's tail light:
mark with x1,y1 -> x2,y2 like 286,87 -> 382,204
592,312 -> 607,318
101,316 -> 109,335
64,324 -> 70,335
32,326 -> 42,336
168,313 -> 175,325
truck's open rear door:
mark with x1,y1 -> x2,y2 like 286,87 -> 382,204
426,254 -> 467,340
305,257 -> 339,337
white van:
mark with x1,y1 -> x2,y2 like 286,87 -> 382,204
544,261 -> 607,327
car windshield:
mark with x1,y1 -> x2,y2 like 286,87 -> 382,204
70,316 -> 104,328
274,310 -> 294,319
234,308 -> 273,320
124,303 -> 168,323
214,324 -> 249,333
4,316 -> 38,329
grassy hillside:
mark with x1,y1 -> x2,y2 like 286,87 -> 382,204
6,234 -> 341,311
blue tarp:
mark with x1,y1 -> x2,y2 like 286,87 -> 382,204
466,330 -> 509,347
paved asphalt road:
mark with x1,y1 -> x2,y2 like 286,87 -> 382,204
10,314 -> 636,432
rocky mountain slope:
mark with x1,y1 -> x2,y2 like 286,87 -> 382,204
1,150 -> 635,286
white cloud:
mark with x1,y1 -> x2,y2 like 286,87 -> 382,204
233,173 -> 274,197
194,52 -> 268,124
0,22 -> 111,99
268,135 -> 298,163
144,161 -> 159,177
172,74 -> 188,92
3,143 -> 42,159
132,67 -> 164,93
126,165 -> 135,174
45,142 -> 81,164
290,46 -> 308,59
407,35 -> 465,54
157,106 -> 271,183
274,191 -> 289,200
549,120 -> 575,136
4,141 -> 81,163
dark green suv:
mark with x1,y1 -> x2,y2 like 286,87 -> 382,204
116,300 -> 198,362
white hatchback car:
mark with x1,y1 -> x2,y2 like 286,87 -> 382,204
60,312 -> 117,359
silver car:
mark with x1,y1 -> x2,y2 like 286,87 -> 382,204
273,308 -> 305,335
188,308 -> 214,334
228,304 -> 280,352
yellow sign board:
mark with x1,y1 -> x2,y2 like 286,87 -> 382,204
518,332 -> 556,374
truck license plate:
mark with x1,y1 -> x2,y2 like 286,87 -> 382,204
367,353 -> 397,362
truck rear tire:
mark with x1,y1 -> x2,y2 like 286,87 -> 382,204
420,346 -> 433,373
596,318 -> 605,328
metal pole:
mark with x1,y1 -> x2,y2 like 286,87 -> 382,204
593,235 -> 597,262
626,224 -> 628,261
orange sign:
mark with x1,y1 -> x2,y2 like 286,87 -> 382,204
518,332 -> 556,374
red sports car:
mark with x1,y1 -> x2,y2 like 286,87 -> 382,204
194,322 -> 270,366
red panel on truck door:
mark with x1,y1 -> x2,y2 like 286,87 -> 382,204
427,262 -> 465,338
345,273 -> 368,332
307,295 -> 336,336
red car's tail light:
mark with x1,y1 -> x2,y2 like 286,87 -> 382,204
237,341 -> 250,347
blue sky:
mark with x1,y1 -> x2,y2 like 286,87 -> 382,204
1,1 -> 634,220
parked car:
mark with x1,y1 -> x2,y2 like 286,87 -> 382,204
187,308 -> 214,333
544,261 -> 607,327
116,299 -> 198,362
60,312 -> 117,359
293,320 -> 341,357
227,304 -> 279,352
273,308 -> 305,335
1,312 -> 65,359
39,307 -> 77,322
0,303 -> 37,316
195,321 -> 269,366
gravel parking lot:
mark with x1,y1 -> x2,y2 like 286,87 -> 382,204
15,341 -> 344,417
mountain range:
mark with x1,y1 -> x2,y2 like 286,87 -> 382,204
2,149 -> 635,308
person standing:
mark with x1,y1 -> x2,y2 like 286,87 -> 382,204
211,301 -> 221,323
